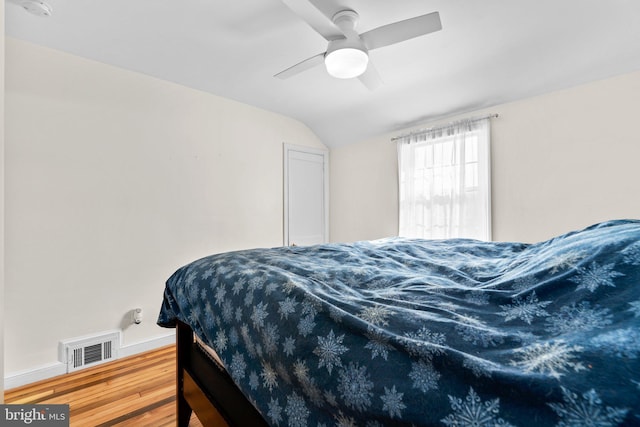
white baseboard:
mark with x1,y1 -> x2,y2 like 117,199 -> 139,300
4,363 -> 67,391
4,332 -> 176,390
119,332 -> 176,358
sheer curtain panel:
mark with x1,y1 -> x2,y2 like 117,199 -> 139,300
397,117 -> 492,240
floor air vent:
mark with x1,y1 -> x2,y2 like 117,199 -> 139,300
58,330 -> 120,373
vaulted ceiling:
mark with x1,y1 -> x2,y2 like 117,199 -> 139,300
6,0 -> 640,147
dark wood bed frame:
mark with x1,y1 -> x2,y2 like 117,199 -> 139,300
176,320 -> 269,427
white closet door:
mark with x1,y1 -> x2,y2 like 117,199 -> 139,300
284,144 -> 329,246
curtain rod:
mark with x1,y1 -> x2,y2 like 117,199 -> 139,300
391,113 -> 499,142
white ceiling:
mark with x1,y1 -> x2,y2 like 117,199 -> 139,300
5,0 -> 640,147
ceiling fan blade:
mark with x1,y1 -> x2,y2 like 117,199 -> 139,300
358,62 -> 383,91
275,52 -> 326,79
361,11 -> 442,50
280,0 -> 345,41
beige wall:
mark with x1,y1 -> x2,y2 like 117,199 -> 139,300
330,137 -> 398,242
4,38 -> 325,374
331,69 -> 640,243
1,0 -> 5,402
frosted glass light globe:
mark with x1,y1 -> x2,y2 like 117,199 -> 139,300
325,48 -> 368,79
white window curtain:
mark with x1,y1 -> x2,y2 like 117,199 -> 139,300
397,116 -> 492,240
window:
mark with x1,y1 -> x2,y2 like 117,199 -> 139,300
397,117 -> 492,240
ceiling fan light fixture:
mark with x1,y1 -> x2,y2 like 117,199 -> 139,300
325,47 -> 368,79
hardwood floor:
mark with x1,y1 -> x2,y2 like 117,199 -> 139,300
4,344 -> 203,427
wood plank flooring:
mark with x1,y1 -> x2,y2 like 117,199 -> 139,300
4,344 -> 203,427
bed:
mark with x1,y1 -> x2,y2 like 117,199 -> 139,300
157,219 -> 640,427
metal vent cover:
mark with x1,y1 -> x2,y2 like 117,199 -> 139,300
58,330 -> 120,373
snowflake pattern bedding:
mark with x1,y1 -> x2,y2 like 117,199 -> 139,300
157,220 -> 640,427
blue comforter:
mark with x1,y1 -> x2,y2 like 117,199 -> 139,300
158,220 -> 640,426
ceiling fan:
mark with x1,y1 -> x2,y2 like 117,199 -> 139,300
275,0 -> 442,89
